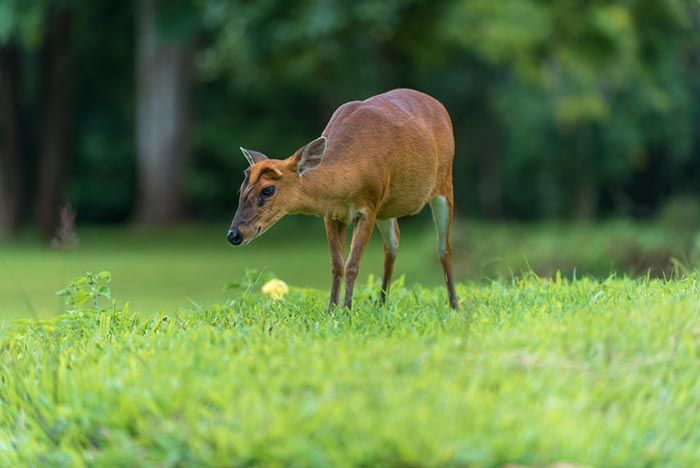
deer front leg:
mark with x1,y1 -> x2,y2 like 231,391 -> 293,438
324,217 -> 347,310
343,211 -> 376,309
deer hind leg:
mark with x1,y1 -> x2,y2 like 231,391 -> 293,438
429,195 -> 459,310
343,211 -> 376,310
324,217 -> 347,311
376,218 -> 400,304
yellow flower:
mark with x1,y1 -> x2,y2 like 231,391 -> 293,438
261,279 -> 289,300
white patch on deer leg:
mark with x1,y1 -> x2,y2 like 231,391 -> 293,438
376,218 -> 398,257
429,196 -> 449,258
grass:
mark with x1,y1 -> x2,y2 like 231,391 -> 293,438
1,270 -> 699,466
1,218 -> 696,319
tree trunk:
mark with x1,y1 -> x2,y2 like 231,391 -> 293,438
135,0 -> 193,224
0,44 -> 26,234
35,9 -> 74,239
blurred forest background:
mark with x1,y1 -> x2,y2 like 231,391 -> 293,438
1,0 -> 699,237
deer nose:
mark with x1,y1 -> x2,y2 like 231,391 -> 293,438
227,229 -> 243,246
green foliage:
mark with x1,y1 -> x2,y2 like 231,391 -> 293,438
200,0 -> 445,93
0,0 -> 48,48
2,271 -> 700,465
442,0 -> 699,217
55,271 -> 114,314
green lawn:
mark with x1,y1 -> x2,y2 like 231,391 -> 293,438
1,272 -> 699,466
0,218 -> 693,319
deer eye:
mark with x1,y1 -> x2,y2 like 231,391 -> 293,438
261,186 -> 276,197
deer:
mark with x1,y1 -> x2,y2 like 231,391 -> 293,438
227,88 -> 458,310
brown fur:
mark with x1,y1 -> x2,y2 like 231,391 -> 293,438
229,89 -> 458,310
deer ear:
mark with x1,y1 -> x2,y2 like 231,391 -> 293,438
240,147 -> 268,166
296,136 -> 327,176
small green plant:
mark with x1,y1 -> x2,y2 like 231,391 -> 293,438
56,271 -> 115,315
47,271 -> 132,336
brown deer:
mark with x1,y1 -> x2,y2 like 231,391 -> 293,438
227,89 -> 458,310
